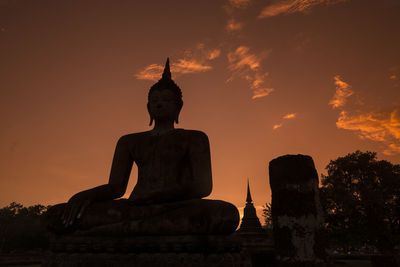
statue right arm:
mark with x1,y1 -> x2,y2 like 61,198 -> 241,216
62,135 -> 134,227
107,134 -> 134,196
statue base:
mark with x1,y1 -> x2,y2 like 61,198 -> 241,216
43,235 -> 251,267
43,252 -> 250,267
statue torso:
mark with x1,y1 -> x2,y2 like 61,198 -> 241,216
121,129 -> 207,202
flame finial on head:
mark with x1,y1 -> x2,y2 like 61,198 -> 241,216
162,58 -> 171,80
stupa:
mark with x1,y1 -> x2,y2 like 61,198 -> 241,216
236,180 -> 274,264
238,180 -> 263,232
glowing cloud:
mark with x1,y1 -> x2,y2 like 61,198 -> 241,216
390,75 -> 397,80
136,44 -> 219,81
229,0 -> 251,9
135,64 -> 164,81
272,112 -> 297,129
208,49 -> 221,60
259,0 -> 298,18
136,60 -> 211,81
258,0 -> 347,19
227,46 -> 273,99
173,59 -> 212,74
283,113 -> 296,119
329,75 -> 354,109
337,111 -> 387,142
272,113 -> 296,130
248,72 -> 269,89
252,88 -> 274,99
336,109 -> 400,154
228,46 -> 261,71
384,144 -> 400,156
330,75 -> 400,155
226,19 -> 243,32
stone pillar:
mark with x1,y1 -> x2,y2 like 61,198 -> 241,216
269,154 -> 325,267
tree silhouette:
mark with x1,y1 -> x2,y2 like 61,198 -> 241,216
320,151 -> 400,252
0,202 -> 50,252
262,202 -> 272,229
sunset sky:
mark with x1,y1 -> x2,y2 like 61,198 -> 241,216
1,0 -> 399,219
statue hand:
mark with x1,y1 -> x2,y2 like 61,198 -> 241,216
62,191 -> 94,227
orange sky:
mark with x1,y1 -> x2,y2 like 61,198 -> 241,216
1,0 -> 399,218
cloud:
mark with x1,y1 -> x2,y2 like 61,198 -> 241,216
388,66 -> 400,86
227,46 -> 273,99
330,76 -> 400,155
336,109 -> 400,154
329,75 -> 354,109
258,0 -> 347,19
337,111 -> 387,142
197,44 -> 221,60
228,0 -> 251,9
135,44 -> 218,81
252,88 -> 274,99
135,64 -> 164,81
384,144 -> 400,156
247,72 -> 269,89
283,113 -> 296,119
272,113 -> 297,129
228,46 -> 261,71
208,49 -> 221,60
173,59 -> 212,74
135,60 -> 211,81
226,19 -> 243,32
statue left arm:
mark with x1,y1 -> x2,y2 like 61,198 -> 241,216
187,130 -> 213,198
62,135 -> 134,226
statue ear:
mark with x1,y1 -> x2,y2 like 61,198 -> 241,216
147,103 -> 154,126
175,102 -> 183,124
174,113 -> 179,124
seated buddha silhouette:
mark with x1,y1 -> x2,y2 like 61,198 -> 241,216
47,59 -> 239,235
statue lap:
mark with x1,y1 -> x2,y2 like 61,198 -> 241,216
47,198 -> 239,235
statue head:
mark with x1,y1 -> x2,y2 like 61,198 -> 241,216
147,58 -> 183,126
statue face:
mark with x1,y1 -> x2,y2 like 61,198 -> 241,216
148,89 -> 179,121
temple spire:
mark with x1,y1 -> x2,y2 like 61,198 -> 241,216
238,178 -> 263,233
162,57 -> 171,80
246,179 -> 253,203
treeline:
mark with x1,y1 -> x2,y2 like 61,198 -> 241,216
0,202 -> 50,252
263,151 -> 400,253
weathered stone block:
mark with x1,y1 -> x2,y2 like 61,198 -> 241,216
269,154 -> 326,267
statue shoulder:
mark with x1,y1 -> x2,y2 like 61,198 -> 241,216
180,129 -> 210,144
117,131 -> 150,144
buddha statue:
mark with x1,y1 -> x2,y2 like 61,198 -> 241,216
46,59 -> 239,236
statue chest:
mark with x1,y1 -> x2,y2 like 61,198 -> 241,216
134,134 -> 189,172
132,133 -> 191,191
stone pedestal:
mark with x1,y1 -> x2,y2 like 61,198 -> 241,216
269,154 -> 326,267
43,234 -> 251,267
